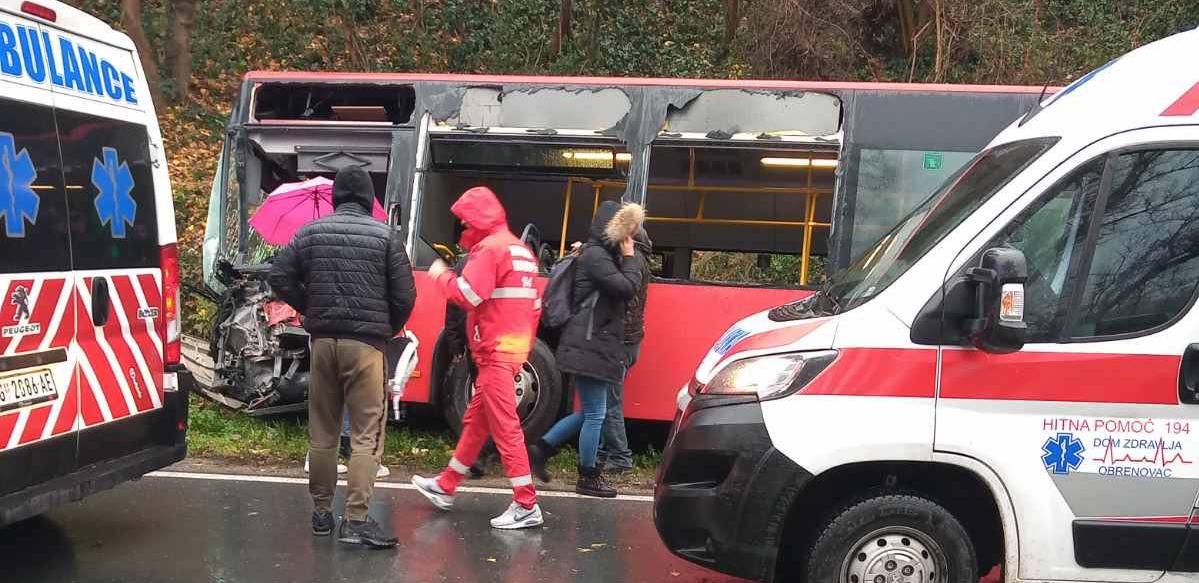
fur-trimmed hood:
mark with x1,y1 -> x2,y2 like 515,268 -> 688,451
595,202 -> 645,247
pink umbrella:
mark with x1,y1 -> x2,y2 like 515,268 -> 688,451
249,176 -> 387,245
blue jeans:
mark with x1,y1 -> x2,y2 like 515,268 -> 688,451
542,375 -> 609,468
599,343 -> 639,469
341,412 -> 351,437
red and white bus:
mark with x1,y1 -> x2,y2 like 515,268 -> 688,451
0,0 -> 189,526
201,71 -> 1048,437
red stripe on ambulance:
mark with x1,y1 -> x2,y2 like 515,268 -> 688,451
0,413 -> 17,447
940,350 -> 1179,404
97,281 -> 155,412
18,405 -> 52,445
50,379 -> 79,436
1162,80 -> 1199,116
72,284 -> 131,421
802,348 -> 938,398
112,275 -> 163,403
77,372 -> 106,426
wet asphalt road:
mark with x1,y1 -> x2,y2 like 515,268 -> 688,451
1,472 -> 749,583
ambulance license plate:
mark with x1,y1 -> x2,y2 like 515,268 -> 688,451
0,368 -> 58,414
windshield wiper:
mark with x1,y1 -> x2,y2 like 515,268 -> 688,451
814,277 -> 843,315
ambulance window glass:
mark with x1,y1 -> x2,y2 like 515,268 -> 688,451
57,111 -> 160,270
1070,149 -> 1199,338
989,159 -> 1103,342
0,97 -> 71,273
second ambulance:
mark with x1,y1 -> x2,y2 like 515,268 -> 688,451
655,26 -> 1199,583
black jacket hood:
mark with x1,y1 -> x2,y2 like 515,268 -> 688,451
332,166 -> 375,211
589,200 -> 620,245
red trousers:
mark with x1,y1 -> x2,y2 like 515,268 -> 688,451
437,359 -> 537,508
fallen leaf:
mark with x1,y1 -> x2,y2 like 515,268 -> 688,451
486,557 -> 497,563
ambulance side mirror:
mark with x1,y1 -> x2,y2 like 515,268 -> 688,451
964,247 -> 1028,354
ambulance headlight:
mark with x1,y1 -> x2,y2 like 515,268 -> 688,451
703,350 -> 838,400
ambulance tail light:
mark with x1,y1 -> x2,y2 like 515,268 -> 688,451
160,243 -> 181,366
703,350 -> 838,401
20,2 -> 57,22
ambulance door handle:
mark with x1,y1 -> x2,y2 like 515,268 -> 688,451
90,277 -> 112,327
1179,344 -> 1199,405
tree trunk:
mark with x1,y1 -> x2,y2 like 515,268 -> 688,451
933,0 -> 944,82
895,0 -> 917,56
718,0 -> 739,61
120,0 -> 165,111
166,0 -> 197,103
552,0 -> 573,57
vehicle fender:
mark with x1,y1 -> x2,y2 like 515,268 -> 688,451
929,451 -> 1022,581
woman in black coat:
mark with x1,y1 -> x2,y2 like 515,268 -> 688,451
529,200 -> 644,497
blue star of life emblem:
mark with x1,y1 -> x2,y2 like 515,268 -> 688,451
92,147 -> 137,238
0,132 -> 40,238
1042,432 -> 1086,475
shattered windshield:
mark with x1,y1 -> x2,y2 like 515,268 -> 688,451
821,137 -> 1058,312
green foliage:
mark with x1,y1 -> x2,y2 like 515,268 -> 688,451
187,396 -> 659,477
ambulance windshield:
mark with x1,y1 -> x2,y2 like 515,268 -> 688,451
822,136 -> 1058,312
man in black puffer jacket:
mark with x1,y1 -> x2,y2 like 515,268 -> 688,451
269,166 -> 415,548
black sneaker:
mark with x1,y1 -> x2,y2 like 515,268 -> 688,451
603,464 -> 633,477
312,511 -> 334,536
338,516 -> 398,548
576,465 -> 617,498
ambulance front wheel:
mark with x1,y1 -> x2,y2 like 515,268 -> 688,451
443,339 -> 563,442
804,494 -> 977,583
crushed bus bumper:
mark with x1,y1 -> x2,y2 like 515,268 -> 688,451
653,395 -> 812,583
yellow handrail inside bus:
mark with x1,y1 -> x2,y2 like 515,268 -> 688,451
556,149 -> 832,284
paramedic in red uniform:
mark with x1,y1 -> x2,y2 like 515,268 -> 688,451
412,186 -> 544,530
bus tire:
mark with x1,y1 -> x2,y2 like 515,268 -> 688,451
443,339 -> 563,443
804,494 -> 977,583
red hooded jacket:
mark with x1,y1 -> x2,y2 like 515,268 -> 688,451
436,187 -> 541,364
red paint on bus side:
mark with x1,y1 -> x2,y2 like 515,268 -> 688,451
403,272 -> 811,422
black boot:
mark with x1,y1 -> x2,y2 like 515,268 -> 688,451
576,464 -> 617,498
527,438 -> 557,483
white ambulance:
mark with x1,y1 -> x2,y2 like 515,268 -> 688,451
0,0 -> 188,526
655,27 -> 1199,583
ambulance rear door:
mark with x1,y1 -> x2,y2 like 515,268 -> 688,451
0,6 -> 80,498
41,10 -> 168,468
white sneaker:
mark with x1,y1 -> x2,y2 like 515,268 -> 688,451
490,502 -> 543,530
303,452 -> 348,474
376,465 -> 391,479
411,475 -> 454,510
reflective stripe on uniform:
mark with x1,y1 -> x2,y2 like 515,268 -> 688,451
491,287 -> 538,299
509,245 -> 535,259
457,277 -> 484,306
512,260 -> 538,273
509,475 -> 533,487
449,457 -> 470,474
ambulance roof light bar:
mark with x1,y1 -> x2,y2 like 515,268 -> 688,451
20,2 -> 57,22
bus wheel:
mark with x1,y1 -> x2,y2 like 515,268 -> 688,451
804,494 -> 977,583
443,339 -> 562,442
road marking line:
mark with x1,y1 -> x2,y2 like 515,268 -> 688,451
148,470 -> 655,502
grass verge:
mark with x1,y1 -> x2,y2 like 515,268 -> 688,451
186,396 -> 660,480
